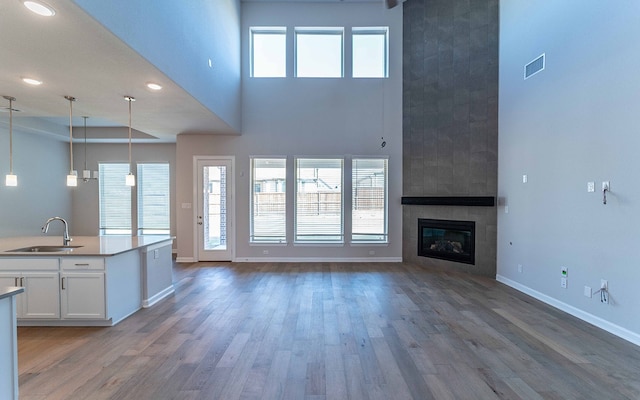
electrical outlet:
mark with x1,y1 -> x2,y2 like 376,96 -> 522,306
262,250 -> 269,255
584,286 -> 592,298
368,250 -> 375,256
153,249 -> 159,259
561,266 -> 568,277
561,277 -> 567,288
602,181 -> 610,191
522,174 -> 528,183
517,264 -> 523,273
600,279 -> 608,290
587,182 -> 595,192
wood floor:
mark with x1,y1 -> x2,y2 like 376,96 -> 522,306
17,262 -> 640,399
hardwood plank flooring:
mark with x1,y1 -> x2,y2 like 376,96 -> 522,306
17,262 -> 640,399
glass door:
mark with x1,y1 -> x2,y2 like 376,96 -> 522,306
196,158 -> 234,261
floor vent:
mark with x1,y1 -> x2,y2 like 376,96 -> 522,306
524,53 -> 545,79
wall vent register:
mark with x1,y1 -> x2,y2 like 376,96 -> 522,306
524,53 -> 545,79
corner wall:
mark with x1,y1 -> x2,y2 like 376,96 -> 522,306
402,0 -> 499,277
498,1 -> 640,344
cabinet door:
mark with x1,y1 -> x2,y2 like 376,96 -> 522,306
21,272 -> 60,319
61,272 -> 105,319
0,273 -> 23,316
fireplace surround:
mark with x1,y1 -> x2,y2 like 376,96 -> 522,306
418,218 -> 475,265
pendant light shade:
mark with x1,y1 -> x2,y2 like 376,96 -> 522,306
4,96 -> 17,186
65,96 -> 77,187
124,96 -> 135,187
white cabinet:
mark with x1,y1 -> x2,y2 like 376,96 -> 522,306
0,259 -> 60,319
61,258 -> 106,319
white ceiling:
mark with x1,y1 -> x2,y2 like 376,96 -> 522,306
0,0 -> 234,143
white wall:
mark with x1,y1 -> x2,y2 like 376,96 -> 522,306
498,1 -> 640,345
72,0 -> 242,132
70,143 -> 177,242
0,128 -> 72,238
176,2 -> 403,261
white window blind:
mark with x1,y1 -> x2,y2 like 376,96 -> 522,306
352,158 -> 388,243
251,158 -> 287,243
137,163 -> 170,235
295,158 -> 343,243
295,28 -> 344,78
251,27 -> 287,77
352,27 -> 388,78
99,163 -> 132,235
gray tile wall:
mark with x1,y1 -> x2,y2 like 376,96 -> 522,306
402,0 -> 498,277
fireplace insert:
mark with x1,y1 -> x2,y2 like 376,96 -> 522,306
418,218 -> 475,265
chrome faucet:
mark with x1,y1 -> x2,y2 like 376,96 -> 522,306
42,217 -> 72,246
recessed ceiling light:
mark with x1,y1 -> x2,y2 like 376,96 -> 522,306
23,1 -> 56,17
146,82 -> 163,91
22,77 -> 43,86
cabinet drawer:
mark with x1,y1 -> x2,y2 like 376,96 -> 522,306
0,258 -> 59,271
61,258 -> 104,271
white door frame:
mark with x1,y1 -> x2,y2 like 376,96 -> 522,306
192,155 -> 235,261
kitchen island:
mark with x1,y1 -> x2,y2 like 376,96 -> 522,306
0,235 -> 174,326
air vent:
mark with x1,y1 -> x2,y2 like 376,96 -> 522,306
524,53 -> 545,79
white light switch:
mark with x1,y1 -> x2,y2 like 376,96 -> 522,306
522,174 -> 528,183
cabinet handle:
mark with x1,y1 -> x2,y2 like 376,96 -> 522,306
15,277 -> 19,286
61,277 -> 66,290
20,277 -> 24,286
75,263 -> 90,266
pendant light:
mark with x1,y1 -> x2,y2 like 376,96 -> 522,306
65,95 -> 77,187
124,96 -> 135,187
4,96 -> 17,186
81,116 -> 97,181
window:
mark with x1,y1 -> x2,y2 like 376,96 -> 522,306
295,27 -> 344,77
352,27 -> 388,78
295,158 -> 343,243
251,158 -> 287,243
99,163 -> 132,235
352,158 -> 388,243
251,27 -> 287,77
137,163 -> 170,235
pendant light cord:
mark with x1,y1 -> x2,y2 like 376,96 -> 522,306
83,116 -> 88,171
65,96 -> 76,173
128,98 -> 132,172
8,97 -> 13,174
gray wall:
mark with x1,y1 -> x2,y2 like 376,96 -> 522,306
498,1 -> 640,345
0,127 -> 72,238
175,2 -> 404,261
402,0 -> 499,276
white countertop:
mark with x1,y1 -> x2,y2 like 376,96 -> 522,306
0,235 -> 174,257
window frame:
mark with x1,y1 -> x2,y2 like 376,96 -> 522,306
352,27 -> 389,78
294,157 -> 344,244
250,26 -> 287,78
351,157 -> 388,244
250,157 -> 287,244
294,27 -> 345,78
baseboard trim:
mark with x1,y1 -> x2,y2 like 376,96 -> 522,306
176,257 -> 195,263
496,274 -> 640,347
142,286 -> 175,308
235,257 -> 403,263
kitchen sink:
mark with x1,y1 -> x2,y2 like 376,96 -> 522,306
6,245 -> 83,253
